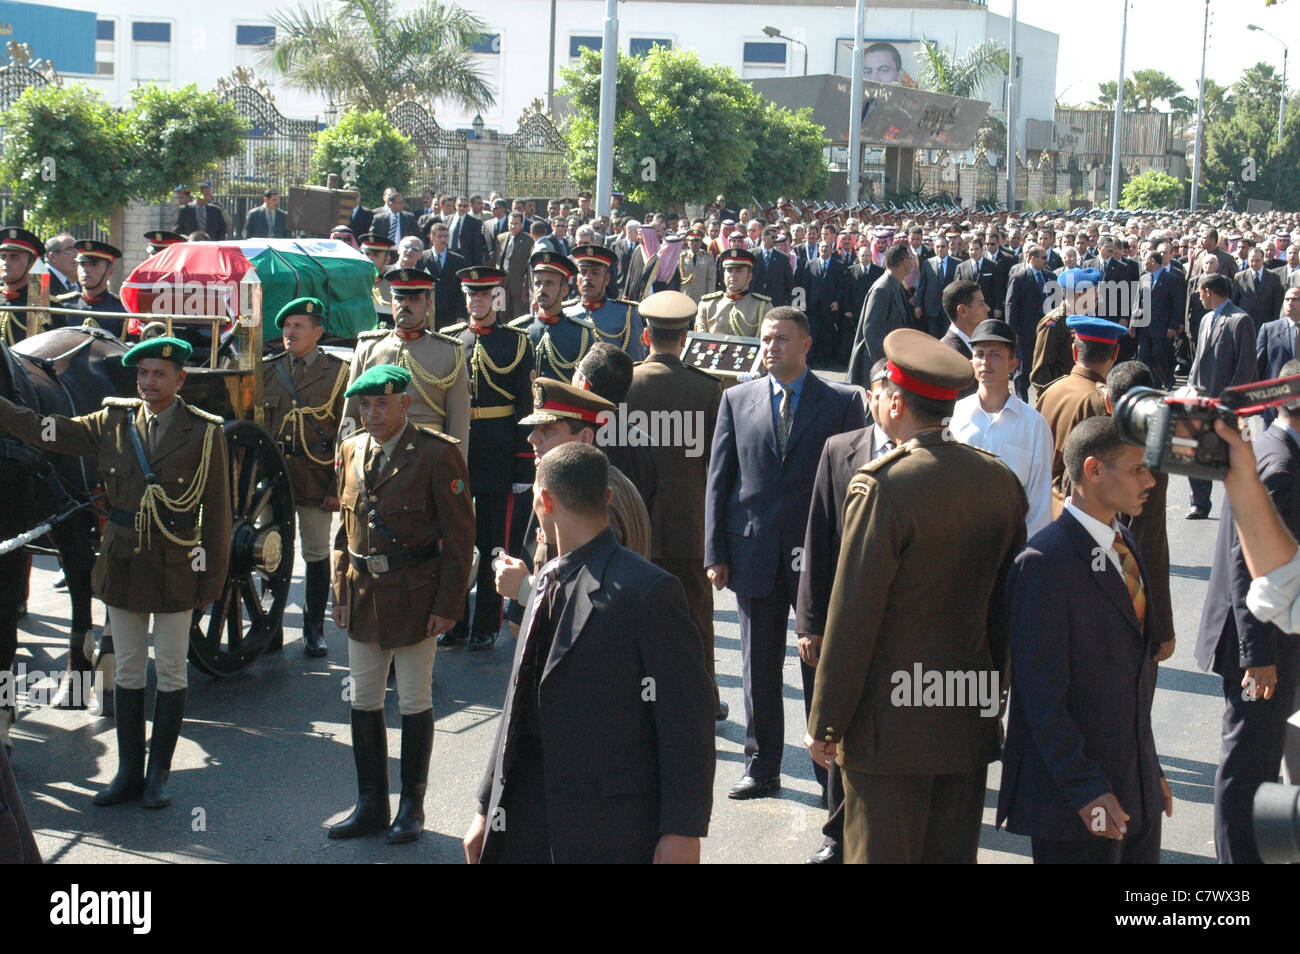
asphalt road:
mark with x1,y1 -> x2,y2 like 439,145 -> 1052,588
6,471 -> 1233,865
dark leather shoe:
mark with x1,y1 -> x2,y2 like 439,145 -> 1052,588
1186,508 -> 1210,520
805,843 -> 842,864
468,630 -> 497,651
727,775 -> 780,800
437,630 -> 466,648
715,700 -> 729,721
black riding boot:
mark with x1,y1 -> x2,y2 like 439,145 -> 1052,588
142,689 -> 186,809
387,708 -> 433,844
328,708 -> 390,839
302,560 -> 330,657
51,630 -> 95,709
93,687 -> 146,805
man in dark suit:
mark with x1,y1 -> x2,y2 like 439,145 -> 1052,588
607,221 -> 640,293
1187,273 -> 1258,518
370,189 -> 420,245
1085,238 -> 1133,323
939,279 -> 989,362
1272,243 -> 1300,290
1004,245 -> 1049,400
243,189 -> 288,239
921,234 -> 961,338
1256,289 -> 1300,417
465,442 -> 715,863
42,233 -> 78,297
349,194 -> 376,239
1185,229 -> 1239,339
1195,369 -> 1300,864
998,415 -> 1171,863
956,237 -> 997,320
1038,228 -> 1065,271
445,195 -> 488,267
848,242 -> 917,388
805,239 -> 848,367
495,213 -> 534,319
1235,247 -> 1285,338
847,245 -> 883,322
982,227 -> 1015,320
418,221 -> 468,330
752,227 -> 794,306
705,307 -> 865,799
173,182 -> 229,240
1131,248 -> 1185,389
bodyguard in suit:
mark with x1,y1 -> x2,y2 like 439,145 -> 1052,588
1004,245 -> 1050,400
956,237 -> 997,320
418,221 -> 469,331
1272,244 -> 1300,290
243,189 -> 288,239
445,196 -> 488,266
1234,248 -> 1284,338
1195,373 -> 1300,864
706,308 -> 865,799
371,189 -> 420,244
848,242 -> 915,389
1131,249 -> 1185,389
1256,288 -> 1300,424
1186,273 -> 1257,518
42,232 -> 78,297
921,234 -> 961,338
846,247 -> 883,327
1185,230 -> 1239,339
752,228 -> 794,306
466,442 -> 715,863
804,239 -> 849,367
998,416 -> 1171,863
807,330 -> 1027,863
172,182 -> 228,240
495,213 -> 535,320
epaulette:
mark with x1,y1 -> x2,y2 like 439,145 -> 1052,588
53,291 -> 81,303
864,442 -> 909,472
752,293 -> 772,302
186,404 -> 225,425
442,322 -> 468,335
683,363 -> 718,381
616,298 -> 638,307
413,424 -> 461,444
432,329 -> 461,346
357,328 -> 389,339
561,297 -> 581,308
962,442 -> 1004,462
506,316 -> 532,329
701,291 -> 723,301
102,396 -> 142,409
500,322 -> 528,335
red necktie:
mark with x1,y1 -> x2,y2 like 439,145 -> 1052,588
469,324 -> 493,336
395,328 -> 423,341
727,292 -> 744,301
538,312 -> 560,325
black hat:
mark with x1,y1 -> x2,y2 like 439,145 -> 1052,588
530,249 -> 577,278
74,240 -> 121,263
383,267 -> 434,294
0,226 -> 42,258
967,319 -> 1017,348
569,244 -> 615,268
457,265 -> 507,289
718,248 -> 756,269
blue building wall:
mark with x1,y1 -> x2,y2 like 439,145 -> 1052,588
0,1 -> 96,75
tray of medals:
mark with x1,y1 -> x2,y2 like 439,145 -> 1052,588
683,332 -> 763,385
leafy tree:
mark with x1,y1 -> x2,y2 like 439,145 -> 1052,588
1122,169 -> 1185,208
124,84 -> 247,203
310,109 -> 415,206
1093,78 -> 1136,110
264,0 -> 494,114
729,100 -> 828,199
1130,69 -> 1183,111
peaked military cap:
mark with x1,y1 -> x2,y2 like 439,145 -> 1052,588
520,377 -> 615,426
123,336 -> 192,368
569,244 -> 616,268
74,240 -> 121,263
345,364 -> 411,398
383,267 -> 434,294
882,328 -> 975,401
639,290 -> 696,332
359,233 -> 397,254
144,230 -> 185,250
0,226 -> 43,258
718,248 -> 756,269
275,296 -> 326,329
529,249 -> 576,278
458,265 -> 507,289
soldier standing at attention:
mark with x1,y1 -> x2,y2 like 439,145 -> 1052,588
0,227 -> 45,345
346,267 -> 470,456
0,337 -> 231,809
509,250 -> 589,382
143,230 -> 186,258
1031,267 -> 1101,392
624,291 -> 725,719
564,244 -> 647,361
440,266 -> 536,650
696,249 -> 771,337
329,365 -> 476,844
359,233 -> 398,326
55,241 -> 128,338
262,297 -> 350,657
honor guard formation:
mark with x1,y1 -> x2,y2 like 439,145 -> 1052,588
5,188 -> 1300,870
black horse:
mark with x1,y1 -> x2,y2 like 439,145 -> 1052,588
0,326 -> 133,745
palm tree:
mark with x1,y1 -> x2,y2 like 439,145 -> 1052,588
915,38 -> 1010,99
1130,69 -> 1183,111
262,0 -> 495,115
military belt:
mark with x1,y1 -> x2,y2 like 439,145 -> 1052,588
109,507 -> 195,535
348,540 -> 441,576
470,405 -> 515,421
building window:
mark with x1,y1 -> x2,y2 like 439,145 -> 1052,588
469,32 -> 503,115
469,32 -> 501,55
96,19 -> 116,77
234,24 -> 276,70
569,35 -> 601,62
742,41 -> 787,79
131,21 -> 172,83
629,37 -> 671,57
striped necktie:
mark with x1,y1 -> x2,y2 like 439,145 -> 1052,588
1112,531 -> 1146,629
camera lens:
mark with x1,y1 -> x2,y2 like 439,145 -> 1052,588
1113,386 -> 1166,448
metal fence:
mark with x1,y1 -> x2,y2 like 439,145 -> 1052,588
387,100 -> 468,199
501,113 -> 575,199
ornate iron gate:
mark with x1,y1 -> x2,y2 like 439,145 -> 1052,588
387,101 -> 468,198
501,113 -> 575,199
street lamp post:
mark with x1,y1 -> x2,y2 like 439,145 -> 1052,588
1248,23 -> 1289,144
1110,0 -> 1129,209
762,25 -> 808,76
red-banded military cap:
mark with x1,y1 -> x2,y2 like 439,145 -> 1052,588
882,328 -> 974,401
74,240 -> 121,263
529,249 -> 576,278
457,265 -> 507,289
383,267 -> 434,294
0,226 -> 43,258
718,248 -> 756,269
569,244 -> 616,268
358,233 -> 396,252
144,230 -> 185,249
519,377 -> 615,426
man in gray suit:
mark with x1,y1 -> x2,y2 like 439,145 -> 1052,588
920,234 -> 960,338
1186,273 -> 1257,519
848,242 -> 915,389
243,189 -> 288,238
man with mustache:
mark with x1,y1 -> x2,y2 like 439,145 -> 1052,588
563,244 -> 646,362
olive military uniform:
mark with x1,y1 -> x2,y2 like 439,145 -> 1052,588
1035,366 -> 1111,512
1030,302 -> 1074,390
695,289 -> 771,337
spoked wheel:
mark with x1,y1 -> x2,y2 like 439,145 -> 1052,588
189,420 -> 296,677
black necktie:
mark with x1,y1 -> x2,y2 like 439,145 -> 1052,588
292,356 -> 306,387
365,442 -> 383,487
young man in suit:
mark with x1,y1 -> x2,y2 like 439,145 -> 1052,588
706,308 -> 865,799
921,234 -> 960,338
752,227 -> 794,306
243,189 -> 288,239
445,195 -> 488,267
371,189 -> 420,244
1003,245 -> 1050,400
1187,273 -> 1258,518
805,239 -> 849,368
956,237 -> 997,318
1131,248 -> 1185,389
998,416 -> 1172,863
466,442 -> 715,863
848,242 -> 914,388
939,279 -> 988,362
495,213 -> 535,320
1195,359 -> 1300,864
418,221 -> 469,331
1235,247 -> 1285,338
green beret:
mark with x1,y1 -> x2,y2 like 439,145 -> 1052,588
123,336 -> 192,368
345,365 -> 411,398
275,296 -> 326,329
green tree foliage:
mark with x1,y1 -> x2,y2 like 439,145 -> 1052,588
310,109 -> 415,206
1122,169 -> 1185,209
1093,78 -> 1136,110
559,46 -> 827,205
1203,62 -> 1298,209
914,38 -> 1009,98
124,84 -> 247,203
1130,69 -> 1183,111
264,0 -> 494,115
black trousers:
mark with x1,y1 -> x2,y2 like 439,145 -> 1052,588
655,557 -> 719,712
467,489 -> 510,635
1137,328 -> 1174,388
1189,477 -> 1213,512
1213,629 -> 1300,864
1031,815 -> 1161,863
736,570 -> 795,781
1012,338 -> 1034,402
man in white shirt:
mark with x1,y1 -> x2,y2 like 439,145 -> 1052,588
949,319 -> 1054,536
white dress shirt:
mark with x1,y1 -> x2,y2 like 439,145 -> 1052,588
1063,498 -> 1123,573
950,391 -> 1055,537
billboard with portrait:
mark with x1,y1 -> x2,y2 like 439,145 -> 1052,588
834,38 -> 926,87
